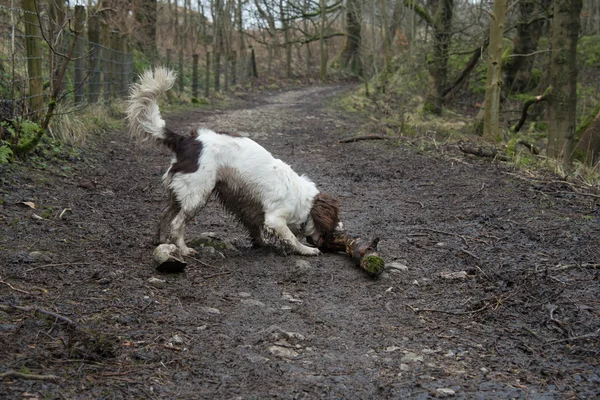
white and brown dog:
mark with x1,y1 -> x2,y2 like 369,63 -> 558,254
127,67 -> 340,256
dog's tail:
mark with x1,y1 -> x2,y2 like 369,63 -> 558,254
127,67 -> 176,141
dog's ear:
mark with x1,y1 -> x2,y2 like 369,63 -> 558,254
310,194 -> 340,237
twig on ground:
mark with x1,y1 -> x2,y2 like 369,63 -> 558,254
406,302 -> 490,315
418,228 -> 469,246
26,262 -> 91,272
339,135 -> 393,143
0,303 -> 76,326
0,370 -> 60,382
202,271 -> 232,279
544,332 -> 600,346
0,279 -> 32,295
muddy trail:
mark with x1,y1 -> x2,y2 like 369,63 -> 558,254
1,85 -> 599,399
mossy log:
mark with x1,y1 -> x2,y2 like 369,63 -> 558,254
318,230 -> 385,276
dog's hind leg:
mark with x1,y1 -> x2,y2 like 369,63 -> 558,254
157,199 -> 180,244
170,209 -> 199,256
169,175 -> 215,257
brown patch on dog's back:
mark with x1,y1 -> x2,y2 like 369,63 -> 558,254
163,128 -> 203,175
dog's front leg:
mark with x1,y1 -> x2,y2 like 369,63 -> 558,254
265,213 -> 320,256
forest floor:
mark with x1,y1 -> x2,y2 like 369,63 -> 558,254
1,84 -> 599,399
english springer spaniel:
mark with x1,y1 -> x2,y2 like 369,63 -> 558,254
127,67 -> 340,256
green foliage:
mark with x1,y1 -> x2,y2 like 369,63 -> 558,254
577,35 -> 600,68
0,144 -> 13,164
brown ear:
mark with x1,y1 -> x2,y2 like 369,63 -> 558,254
310,193 -> 340,237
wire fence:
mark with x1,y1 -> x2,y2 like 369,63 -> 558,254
0,2 -> 133,122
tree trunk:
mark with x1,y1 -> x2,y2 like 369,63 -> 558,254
547,0 -> 583,162
319,0 -> 327,81
134,0 -> 158,59
339,0 -> 362,75
575,106 -> 600,165
423,0 -> 454,115
503,0 -> 550,94
482,0 -> 508,141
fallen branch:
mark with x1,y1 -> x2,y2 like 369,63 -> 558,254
0,370 -> 60,382
317,230 -> 385,276
339,135 -> 392,143
459,143 -> 510,161
0,303 -> 76,326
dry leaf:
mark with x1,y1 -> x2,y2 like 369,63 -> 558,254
21,201 -> 36,209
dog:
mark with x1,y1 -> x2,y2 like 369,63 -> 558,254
126,67 -> 340,256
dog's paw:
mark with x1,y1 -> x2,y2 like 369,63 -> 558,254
179,246 -> 198,257
299,246 -> 321,256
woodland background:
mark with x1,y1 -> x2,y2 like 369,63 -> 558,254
0,0 -> 600,182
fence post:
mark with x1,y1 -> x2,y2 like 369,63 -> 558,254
224,54 -> 229,92
178,50 -> 184,93
88,12 -> 101,103
101,23 -> 111,103
22,0 -> 43,119
192,54 -> 199,98
49,0 -> 66,97
73,5 -> 85,105
110,32 -> 119,98
248,46 -> 258,79
231,51 -> 237,86
204,52 -> 210,98
214,52 -> 221,92
118,35 -> 129,98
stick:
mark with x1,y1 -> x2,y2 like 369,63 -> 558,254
0,304 -> 76,326
339,135 -> 392,143
318,230 -> 385,276
0,370 -> 60,382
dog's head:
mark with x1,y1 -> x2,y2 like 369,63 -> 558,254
307,193 -> 340,247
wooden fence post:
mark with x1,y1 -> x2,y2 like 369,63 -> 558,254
49,0 -> 66,97
192,54 -> 199,98
224,54 -> 229,92
73,5 -> 85,105
204,52 -> 210,98
110,32 -> 119,98
101,22 -> 111,103
214,52 -> 221,92
88,12 -> 101,103
178,50 -> 184,93
231,51 -> 237,86
118,35 -> 129,98
248,46 -> 258,79
22,0 -> 43,119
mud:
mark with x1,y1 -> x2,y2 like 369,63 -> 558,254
1,85 -> 599,399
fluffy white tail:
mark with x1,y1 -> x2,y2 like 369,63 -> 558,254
127,67 -> 177,141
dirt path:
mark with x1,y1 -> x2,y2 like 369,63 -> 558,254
1,85 -> 599,399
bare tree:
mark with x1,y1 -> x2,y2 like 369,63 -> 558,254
482,0 -> 507,141
547,0 -> 583,162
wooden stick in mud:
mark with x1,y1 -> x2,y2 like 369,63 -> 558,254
318,230 -> 385,276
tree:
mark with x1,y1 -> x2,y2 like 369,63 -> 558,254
405,0 -> 454,115
547,0 -> 583,162
482,0 -> 508,141
133,0 -> 158,58
503,0 -> 551,94
339,0 -> 362,75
